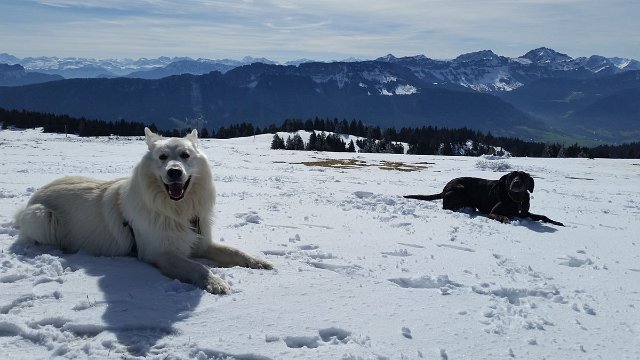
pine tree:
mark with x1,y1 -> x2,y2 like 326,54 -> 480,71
316,132 -> 327,151
306,131 -> 317,151
271,134 -> 286,150
347,139 -> 355,152
291,134 -> 305,150
285,135 -> 294,150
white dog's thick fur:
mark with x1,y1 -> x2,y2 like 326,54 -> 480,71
15,128 -> 271,294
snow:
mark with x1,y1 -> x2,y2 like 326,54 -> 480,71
362,70 -> 397,84
394,85 -> 418,95
612,58 -> 631,69
1,128 -> 640,359
14,56 -> 175,75
311,70 -> 350,89
511,57 -> 533,65
458,68 -> 523,92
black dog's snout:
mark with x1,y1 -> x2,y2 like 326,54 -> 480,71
167,168 -> 183,180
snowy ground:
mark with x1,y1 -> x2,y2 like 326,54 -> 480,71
1,129 -> 639,359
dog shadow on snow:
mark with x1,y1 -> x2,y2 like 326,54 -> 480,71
455,209 -> 560,233
516,219 -> 560,233
9,239 -> 204,357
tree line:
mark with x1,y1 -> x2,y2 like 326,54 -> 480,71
0,108 -> 155,137
2,108 -> 639,158
271,131 -> 358,152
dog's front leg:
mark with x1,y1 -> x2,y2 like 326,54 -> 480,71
197,243 -> 273,270
488,202 -> 512,224
154,252 -> 230,294
525,212 -> 565,226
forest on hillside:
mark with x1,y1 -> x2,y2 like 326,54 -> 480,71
2,108 -> 639,158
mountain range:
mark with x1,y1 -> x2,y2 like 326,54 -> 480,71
2,49 -> 638,87
0,53 -> 279,79
0,48 -> 638,144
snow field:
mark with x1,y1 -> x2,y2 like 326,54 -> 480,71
1,129 -> 639,359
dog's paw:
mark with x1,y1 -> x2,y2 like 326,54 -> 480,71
203,274 -> 230,295
490,214 -> 511,224
245,257 -> 274,270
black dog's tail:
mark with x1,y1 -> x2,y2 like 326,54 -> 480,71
404,193 -> 443,201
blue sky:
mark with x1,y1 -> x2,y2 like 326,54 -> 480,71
1,0 -> 638,62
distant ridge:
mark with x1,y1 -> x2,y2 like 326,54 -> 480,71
0,63 -> 62,86
1,47 -> 639,143
2,47 -> 638,85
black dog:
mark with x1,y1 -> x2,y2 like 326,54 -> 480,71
404,171 -> 564,226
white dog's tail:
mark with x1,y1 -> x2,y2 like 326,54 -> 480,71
14,204 -> 60,246
12,205 -> 25,229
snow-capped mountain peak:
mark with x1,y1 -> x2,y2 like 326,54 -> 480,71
284,58 -> 316,66
377,54 -> 398,62
520,47 -> 572,64
454,50 -> 501,63
0,52 -> 20,64
241,56 -> 277,65
609,57 -> 640,71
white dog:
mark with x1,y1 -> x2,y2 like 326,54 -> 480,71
15,128 -> 272,294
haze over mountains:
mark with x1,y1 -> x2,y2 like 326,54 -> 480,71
1,48 -> 638,144
0,53 -> 279,80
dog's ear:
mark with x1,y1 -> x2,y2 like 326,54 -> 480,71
186,129 -> 199,146
144,127 -> 162,150
498,173 -> 511,186
527,174 -> 535,192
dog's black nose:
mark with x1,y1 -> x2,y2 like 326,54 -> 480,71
167,168 -> 183,180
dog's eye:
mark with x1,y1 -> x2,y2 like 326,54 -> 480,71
180,152 -> 190,159
159,154 -> 168,161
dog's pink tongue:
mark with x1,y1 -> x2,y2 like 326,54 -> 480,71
168,183 -> 184,199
